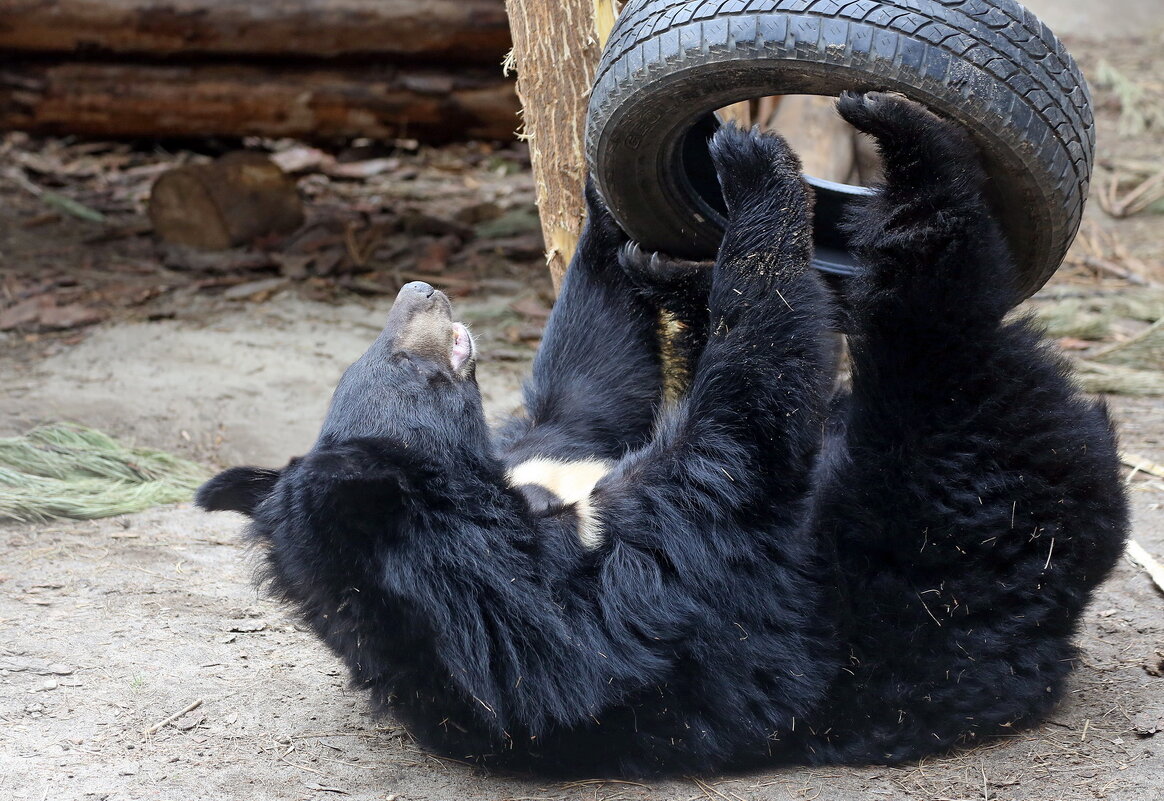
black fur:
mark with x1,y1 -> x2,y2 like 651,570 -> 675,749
196,92 -> 1128,777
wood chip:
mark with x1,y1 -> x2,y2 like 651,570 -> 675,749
304,782 -> 350,794
1122,452 -> 1164,479
222,278 -> 288,302
1127,540 -> 1164,594
143,698 -> 203,735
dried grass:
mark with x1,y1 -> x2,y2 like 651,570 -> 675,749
0,423 -> 208,522
1073,360 -> 1164,396
1095,60 -> 1164,137
1027,288 -> 1164,395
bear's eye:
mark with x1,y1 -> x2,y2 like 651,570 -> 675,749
425,368 -> 453,386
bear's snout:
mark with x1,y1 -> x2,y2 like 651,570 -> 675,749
400,280 -> 436,298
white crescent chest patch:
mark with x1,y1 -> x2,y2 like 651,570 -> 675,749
506,457 -> 612,549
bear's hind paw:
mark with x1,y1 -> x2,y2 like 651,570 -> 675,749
708,125 -> 806,216
837,91 -> 983,193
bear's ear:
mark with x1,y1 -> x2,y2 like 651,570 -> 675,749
305,443 -> 415,495
195,467 -> 282,517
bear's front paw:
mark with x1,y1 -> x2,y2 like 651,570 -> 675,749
708,125 -> 807,216
619,242 -> 713,292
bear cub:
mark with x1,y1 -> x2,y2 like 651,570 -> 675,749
197,92 -> 1128,777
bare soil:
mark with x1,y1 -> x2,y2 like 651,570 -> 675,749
2,20 -> 1163,801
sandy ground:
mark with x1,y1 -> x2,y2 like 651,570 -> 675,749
2,3 -> 1164,800
0,293 -> 1160,801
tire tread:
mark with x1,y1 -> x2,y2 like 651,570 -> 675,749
587,0 -> 1093,294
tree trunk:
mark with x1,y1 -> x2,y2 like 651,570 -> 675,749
503,0 -> 616,288
771,95 -> 858,184
0,0 -> 510,63
0,61 -> 519,142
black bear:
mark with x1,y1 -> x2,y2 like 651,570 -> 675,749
197,92 -> 1128,777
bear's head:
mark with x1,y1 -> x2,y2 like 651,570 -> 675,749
196,281 -> 492,519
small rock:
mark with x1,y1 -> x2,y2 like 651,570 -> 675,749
41,679 -> 59,691
1132,712 -> 1163,737
175,714 -> 203,731
47,663 -> 74,675
225,619 -> 266,633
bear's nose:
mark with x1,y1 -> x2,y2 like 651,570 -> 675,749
400,281 -> 435,298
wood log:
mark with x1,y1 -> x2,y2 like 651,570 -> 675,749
0,61 -> 520,142
149,152 -> 305,250
0,0 -> 510,63
503,0 -> 615,288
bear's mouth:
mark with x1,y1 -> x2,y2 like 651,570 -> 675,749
434,290 -> 475,374
385,282 -> 476,375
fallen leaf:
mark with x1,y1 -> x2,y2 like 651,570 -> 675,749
414,237 -> 457,274
223,278 -> 289,302
0,298 -> 41,330
271,146 -> 331,174
37,302 -> 104,330
0,297 -> 103,331
324,158 -> 399,180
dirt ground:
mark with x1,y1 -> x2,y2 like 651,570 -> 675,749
2,9 -> 1164,801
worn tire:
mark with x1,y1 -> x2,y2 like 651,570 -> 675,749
586,0 -> 1094,298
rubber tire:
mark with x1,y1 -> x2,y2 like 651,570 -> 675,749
586,0 -> 1095,299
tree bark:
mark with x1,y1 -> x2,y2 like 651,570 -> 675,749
0,0 -> 510,63
771,95 -> 857,183
503,0 -> 616,288
0,61 -> 519,142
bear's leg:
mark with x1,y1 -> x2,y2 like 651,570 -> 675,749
600,125 -> 840,525
497,181 -> 666,465
834,90 -> 1019,333
800,92 -> 1129,762
663,123 -> 837,499
573,126 -> 842,760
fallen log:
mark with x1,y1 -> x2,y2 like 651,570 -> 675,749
0,0 -> 510,63
0,61 -> 520,142
149,152 -> 305,250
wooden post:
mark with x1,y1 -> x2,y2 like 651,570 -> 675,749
504,0 -> 616,289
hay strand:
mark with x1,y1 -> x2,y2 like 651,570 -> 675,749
1127,541 -> 1164,595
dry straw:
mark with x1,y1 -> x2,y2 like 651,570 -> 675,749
0,424 -> 208,522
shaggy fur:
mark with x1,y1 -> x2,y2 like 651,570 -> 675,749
196,92 -> 1128,777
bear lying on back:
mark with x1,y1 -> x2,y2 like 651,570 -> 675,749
197,92 -> 1128,777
